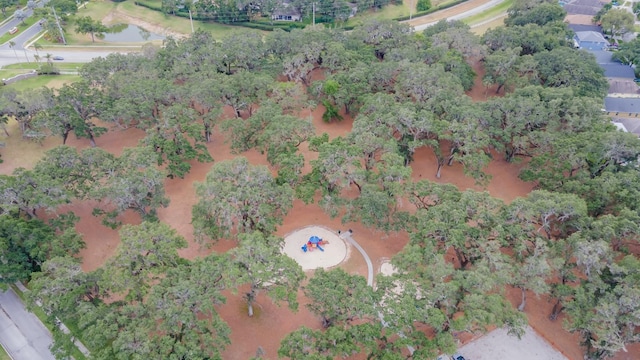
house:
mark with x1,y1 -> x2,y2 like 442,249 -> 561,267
271,3 -> 302,21
587,50 -> 635,80
608,78 -> 640,96
604,97 -> 640,114
575,31 -> 609,50
568,24 -> 602,33
612,117 -> 640,135
562,0 -> 605,16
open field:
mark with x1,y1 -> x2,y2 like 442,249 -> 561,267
347,3 -> 411,26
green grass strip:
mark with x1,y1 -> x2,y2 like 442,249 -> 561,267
463,0 -> 513,25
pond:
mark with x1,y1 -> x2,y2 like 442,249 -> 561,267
102,24 -> 165,42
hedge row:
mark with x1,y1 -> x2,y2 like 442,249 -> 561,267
235,21 -> 306,32
393,0 -> 470,21
134,0 -> 162,12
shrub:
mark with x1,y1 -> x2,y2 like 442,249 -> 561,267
37,64 -> 60,75
321,99 -> 343,123
417,0 -> 431,12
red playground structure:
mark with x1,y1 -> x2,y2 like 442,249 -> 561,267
301,235 -> 329,252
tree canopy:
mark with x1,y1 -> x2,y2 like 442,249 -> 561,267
5,2 -> 640,358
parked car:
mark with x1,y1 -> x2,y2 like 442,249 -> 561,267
9,27 -> 18,34
452,354 -> 466,360
52,56 -> 64,61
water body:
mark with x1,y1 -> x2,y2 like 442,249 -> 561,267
102,24 -> 165,42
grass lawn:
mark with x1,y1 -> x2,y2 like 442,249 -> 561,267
3,62 -> 85,71
1,74 -> 79,92
117,1 -> 242,36
346,3 -> 411,26
0,346 -> 10,360
470,15 -> 506,35
0,17 -> 38,45
76,0 -> 119,20
463,0 -> 513,25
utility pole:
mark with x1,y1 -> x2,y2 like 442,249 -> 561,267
312,2 -> 316,29
51,6 -> 66,45
188,8 -> 194,33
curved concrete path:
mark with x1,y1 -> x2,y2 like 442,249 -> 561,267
339,231 -> 374,286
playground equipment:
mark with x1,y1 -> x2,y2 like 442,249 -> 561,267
301,235 -> 329,252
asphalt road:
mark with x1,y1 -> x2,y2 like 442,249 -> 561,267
0,20 -> 45,50
0,288 -> 55,360
0,48 -> 126,67
0,2 -> 41,43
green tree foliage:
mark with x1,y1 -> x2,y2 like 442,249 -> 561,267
0,168 -> 71,218
35,81 -> 107,146
141,103 -> 212,178
30,253 -> 232,360
304,268 -> 377,328
192,157 -> 294,242
566,255 -> 640,359
0,0 -> 17,16
600,8 -> 635,39
612,37 -> 640,66
101,221 -> 188,301
417,0 -> 431,11
49,0 -> 78,14
74,16 -> 109,42
9,15 -> 638,360
534,47 -> 608,98
505,1 -> 566,26
228,232 -> 305,317
0,87 -> 55,140
0,214 -> 83,286
90,146 -> 170,226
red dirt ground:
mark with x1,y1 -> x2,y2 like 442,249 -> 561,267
6,61 -> 630,359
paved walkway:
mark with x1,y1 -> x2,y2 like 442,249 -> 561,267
339,231 -> 373,286
0,288 -> 55,360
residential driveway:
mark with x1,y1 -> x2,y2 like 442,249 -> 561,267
0,288 -> 55,360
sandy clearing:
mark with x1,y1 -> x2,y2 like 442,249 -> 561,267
283,225 -> 349,271
456,326 -> 568,360
379,259 -> 397,276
